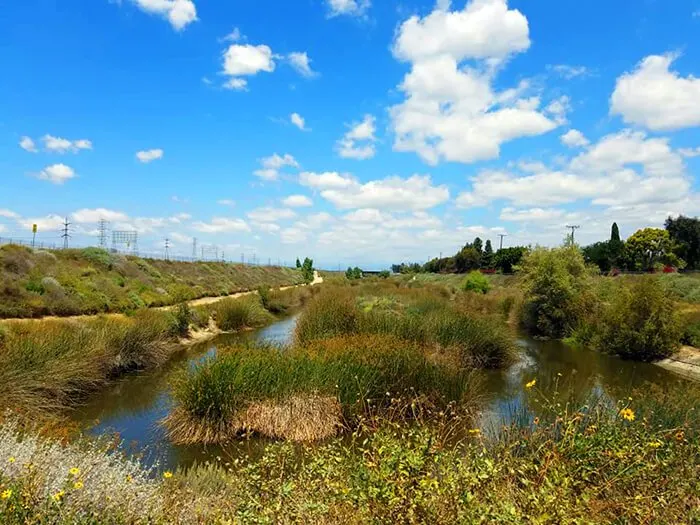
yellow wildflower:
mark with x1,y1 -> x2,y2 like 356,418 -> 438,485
8,457 -> 15,464
73,481 -> 84,490
1,489 -> 12,500
163,471 -> 173,479
525,379 -> 536,389
648,441 -> 662,449
125,475 -> 133,483
619,408 -> 635,422
52,490 -> 65,502
468,428 -> 481,435
69,467 -> 80,477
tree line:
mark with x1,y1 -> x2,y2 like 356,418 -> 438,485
392,239 -> 528,275
391,215 -> 700,275
582,216 -> 700,272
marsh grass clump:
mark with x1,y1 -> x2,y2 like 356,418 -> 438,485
0,311 -> 180,413
295,285 -> 516,369
211,296 -> 274,332
166,334 -> 479,443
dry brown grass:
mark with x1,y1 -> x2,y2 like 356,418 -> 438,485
164,394 -> 342,444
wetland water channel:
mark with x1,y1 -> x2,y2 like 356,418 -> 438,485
72,313 -> 691,470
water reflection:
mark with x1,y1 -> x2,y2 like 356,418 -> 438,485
72,314 -> 690,470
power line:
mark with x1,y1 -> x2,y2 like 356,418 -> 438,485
61,217 -> 71,249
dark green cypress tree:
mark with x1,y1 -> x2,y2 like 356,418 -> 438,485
611,223 -> 621,242
482,240 -> 494,269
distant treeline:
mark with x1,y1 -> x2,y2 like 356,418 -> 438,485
581,216 -> 700,272
391,215 -> 700,275
392,239 -> 528,275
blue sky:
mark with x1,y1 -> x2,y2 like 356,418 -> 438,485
1,0 -> 700,269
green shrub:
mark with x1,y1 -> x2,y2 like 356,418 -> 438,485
80,247 -> 114,269
594,277 -> 681,361
520,247 -> 598,338
462,271 -> 490,294
172,302 -> 192,337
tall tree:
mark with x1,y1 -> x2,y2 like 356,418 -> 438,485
611,223 -> 621,242
482,240 -> 494,269
665,215 -> 700,269
473,237 -> 483,254
625,228 -> 676,270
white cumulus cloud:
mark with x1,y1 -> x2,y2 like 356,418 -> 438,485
19,136 -> 37,153
222,44 -> 276,90
560,129 -> 589,148
71,208 -> 129,223
336,114 -> 377,160
325,0 -> 370,18
132,0 -> 197,31
254,153 -> 299,181
299,171 -> 356,190
136,149 -> 164,163
42,135 -> 92,154
288,52 -> 318,78
611,53 -> 700,131
282,195 -> 313,207
389,0 -> 558,165
291,113 -> 309,131
36,164 -> 76,184
192,218 -> 251,233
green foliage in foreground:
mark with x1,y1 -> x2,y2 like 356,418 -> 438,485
1,384 -> 698,524
461,271 -> 490,294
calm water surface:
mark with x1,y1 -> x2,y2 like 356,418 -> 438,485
71,313 -> 691,470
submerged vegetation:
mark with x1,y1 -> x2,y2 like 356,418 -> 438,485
0,244 -> 303,318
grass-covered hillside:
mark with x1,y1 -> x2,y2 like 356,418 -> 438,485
0,245 -> 304,318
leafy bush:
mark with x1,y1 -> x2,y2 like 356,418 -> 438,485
172,302 -> 192,337
462,271 -> 490,294
594,277 -> 681,361
213,297 -> 273,332
80,247 -> 114,269
520,247 -> 598,339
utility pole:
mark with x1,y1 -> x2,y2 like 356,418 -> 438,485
498,234 -> 507,250
98,219 -> 109,249
192,237 -> 197,261
221,251 -> 225,262
566,225 -> 581,245
164,238 -> 170,261
241,253 -> 245,264
61,217 -> 71,249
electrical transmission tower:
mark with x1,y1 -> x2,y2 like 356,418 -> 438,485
61,217 -> 71,249
98,219 -> 109,249
192,238 -> 197,261
566,225 -> 581,245
498,234 -> 508,250
164,238 -> 171,261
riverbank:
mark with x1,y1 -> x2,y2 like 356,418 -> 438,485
0,244 -> 306,319
0,284 -> 320,417
657,345 -> 700,381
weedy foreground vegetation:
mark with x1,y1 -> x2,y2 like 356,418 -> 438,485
0,244 -> 304,318
1,382 -> 697,523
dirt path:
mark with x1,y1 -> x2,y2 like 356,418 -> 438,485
656,346 -> 700,382
1,271 -> 324,324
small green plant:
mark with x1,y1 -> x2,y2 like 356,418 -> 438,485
172,302 -> 192,337
462,271 -> 490,294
